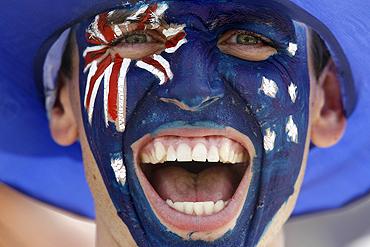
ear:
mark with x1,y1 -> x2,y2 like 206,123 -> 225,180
311,59 -> 346,147
49,74 -> 78,146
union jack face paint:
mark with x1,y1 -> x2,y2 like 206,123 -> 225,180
83,2 -> 187,131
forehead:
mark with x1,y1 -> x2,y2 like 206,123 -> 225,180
105,1 -> 295,33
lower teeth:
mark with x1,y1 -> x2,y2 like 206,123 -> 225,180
166,199 -> 229,216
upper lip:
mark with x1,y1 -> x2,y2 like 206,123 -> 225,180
131,126 -> 256,240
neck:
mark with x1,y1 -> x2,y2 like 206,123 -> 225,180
95,212 -> 285,247
95,215 -> 121,247
95,211 -> 137,247
267,230 -> 285,247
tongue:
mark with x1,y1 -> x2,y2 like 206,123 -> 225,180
151,166 -> 237,202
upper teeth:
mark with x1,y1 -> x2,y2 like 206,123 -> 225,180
166,199 -> 229,216
140,137 -> 247,164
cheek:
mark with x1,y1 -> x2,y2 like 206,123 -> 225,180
216,54 -> 310,160
221,60 -> 307,122
124,66 -> 164,119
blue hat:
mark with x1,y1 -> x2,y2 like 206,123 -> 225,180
0,0 -> 369,220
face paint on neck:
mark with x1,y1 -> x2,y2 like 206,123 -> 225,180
75,1 -> 311,246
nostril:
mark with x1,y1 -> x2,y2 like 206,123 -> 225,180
160,95 -> 222,112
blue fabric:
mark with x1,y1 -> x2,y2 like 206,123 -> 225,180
0,0 -> 369,219
285,0 -> 370,215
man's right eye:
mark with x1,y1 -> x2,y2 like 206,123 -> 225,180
112,30 -> 166,59
123,33 -> 151,44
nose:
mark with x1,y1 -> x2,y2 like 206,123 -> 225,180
157,36 -> 224,111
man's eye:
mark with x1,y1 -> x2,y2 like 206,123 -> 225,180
236,33 -> 261,45
218,30 -> 277,61
111,31 -> 165,59
123,33 -> 151,44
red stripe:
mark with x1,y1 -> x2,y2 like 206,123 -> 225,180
165,32 -> 186,48
137,3 -> 158,30
84,47 -> 109,68
97,13 -> 116,43
85,56 -> 112,109
86,32 -> 104,45
142,56 -> 169,81
108,55 -> 123,121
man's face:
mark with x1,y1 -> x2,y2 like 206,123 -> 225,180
68,1 -> 314,246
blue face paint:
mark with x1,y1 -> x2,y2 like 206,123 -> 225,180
75,1 -> 310,246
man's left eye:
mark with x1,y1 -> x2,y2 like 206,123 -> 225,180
218,30 -> 277,61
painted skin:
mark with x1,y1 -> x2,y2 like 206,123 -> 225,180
75,1 -> 310,246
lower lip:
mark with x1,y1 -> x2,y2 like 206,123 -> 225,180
132,127 -> 255,234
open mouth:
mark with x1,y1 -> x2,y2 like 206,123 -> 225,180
132,127 -> 255,240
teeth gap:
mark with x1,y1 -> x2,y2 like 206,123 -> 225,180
165,199 -> 230,216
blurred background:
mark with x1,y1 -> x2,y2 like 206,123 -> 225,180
285,195 -> 370,247
0,183 -> 369,247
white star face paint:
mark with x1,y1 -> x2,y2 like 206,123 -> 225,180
286,115 -> 298,143
287,42 -> 298,56
288,82 -> 298,103
111,155 -> 126,185
260,76 -> 278,98
264,128 -> 277,151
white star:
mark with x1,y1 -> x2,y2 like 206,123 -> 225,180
288,82 -> 298,103
264,128 -> 277,151
260,76 -> 278,98
286,116 -> 298,143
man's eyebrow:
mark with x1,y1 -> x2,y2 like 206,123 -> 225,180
107,9 -> 133,24
206,8 -> 294,34
105,5 -> 294,39
107,7 -> 167,25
